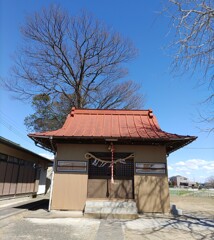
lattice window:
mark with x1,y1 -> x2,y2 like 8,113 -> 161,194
88,152 -> 134,179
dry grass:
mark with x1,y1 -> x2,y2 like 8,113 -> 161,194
170,195 -> 214,218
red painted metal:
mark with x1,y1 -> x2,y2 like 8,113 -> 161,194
29,108 -> 181,139
110,143 -> 114,184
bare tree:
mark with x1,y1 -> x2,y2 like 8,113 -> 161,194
164,0 -> 213,76
205,176 -> 214,188
163,0 -> 214,130
3,6 -> 143,131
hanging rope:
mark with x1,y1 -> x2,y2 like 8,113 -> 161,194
84,152 -> 134,165
110,142 -> 114,184
85,150 -> 134,185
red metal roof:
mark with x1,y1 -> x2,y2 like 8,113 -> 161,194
29,108 -> 197,153
29,108 -> 168,138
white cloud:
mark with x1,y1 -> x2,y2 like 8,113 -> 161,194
175,159 -> 214,171
175,166 -> 187,172
198,176 -> 207,182
202,162 -> 214,171
168,166 -> 173,170
39,152 -> 54,160
175,161 -> 186,166
169,159 -> 214,182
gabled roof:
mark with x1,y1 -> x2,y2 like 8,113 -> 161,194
0,136 -> 52,163
28,108 -> 197,154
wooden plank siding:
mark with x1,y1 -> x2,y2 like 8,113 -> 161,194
0,157 -> 39,197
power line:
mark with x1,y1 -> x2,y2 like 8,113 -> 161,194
185,148 -> 214,150
0,111 -> 33,145
0,119 -> 31,145
1,110 -> 213,150
0,110 -> 23,128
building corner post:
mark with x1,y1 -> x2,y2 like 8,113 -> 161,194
48,152 -> 56,212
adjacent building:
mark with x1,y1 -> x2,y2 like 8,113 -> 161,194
0,136 -> 52,198
169,175 -> 197,188
29,108 -> 196,213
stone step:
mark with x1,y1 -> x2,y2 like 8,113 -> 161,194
85,207 -> 138,214
84,200 -> 138,219
85,199 -> 137,208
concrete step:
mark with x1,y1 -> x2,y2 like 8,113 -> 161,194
85,200 -> 137,208
84,200 -> 138,219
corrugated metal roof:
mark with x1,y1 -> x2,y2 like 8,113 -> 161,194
0,136 -> 52,162
29,108 -> 177,139
28,108 -> 197,153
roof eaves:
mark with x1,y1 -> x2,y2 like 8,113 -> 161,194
0,136 -> 52,162
28,134 -> 56,154
166,136 -> 197,155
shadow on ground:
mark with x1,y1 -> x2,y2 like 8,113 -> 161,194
14,199 -> 49,211
123,214 -> 214,240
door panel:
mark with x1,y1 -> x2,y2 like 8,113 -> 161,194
9,164 -> 19,195
87,152 -> 134,199
87,179 -> 107,198
108,180 -> 133,199
16,165 -> 24,194
0,162 -> 7,196
2,163 -> 13,195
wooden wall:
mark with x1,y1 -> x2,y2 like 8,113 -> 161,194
134,175 -> 170,213
51,143 -> 170,213
51,174 -> 88,210
0,156 -> 39,197
0,142 -> 47,197
87,179 -> 133,199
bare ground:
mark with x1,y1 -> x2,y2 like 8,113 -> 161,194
0,196 -> 213,240
123,196 -> 214,240
170,196 -> 214,218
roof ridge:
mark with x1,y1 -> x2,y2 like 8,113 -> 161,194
70,107 -> 152,116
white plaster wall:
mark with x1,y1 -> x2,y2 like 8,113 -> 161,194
37,167 -> 47,194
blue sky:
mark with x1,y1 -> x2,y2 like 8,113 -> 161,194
0,0 -> 213,182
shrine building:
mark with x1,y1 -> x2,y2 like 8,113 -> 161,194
29,108 -> 196,214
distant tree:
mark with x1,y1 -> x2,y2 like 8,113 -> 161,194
168,180 -> 173,188
3,6 -> 143,132
205,176 -> 214,188
24,93 -> 72,132
163,0 -> 214,131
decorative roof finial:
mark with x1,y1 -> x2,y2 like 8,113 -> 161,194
148,109 -> 153,118
71,107 -> 75,117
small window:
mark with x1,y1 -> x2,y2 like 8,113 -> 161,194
8,156 -> 20,164
0,153 -> 8,162
57,160 -> 87,173
135,162 -> 166,175
19,160 -> 24,165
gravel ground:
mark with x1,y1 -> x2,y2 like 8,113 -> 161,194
0,214 -> 213,240
0,217 -> 100,240
123,216 -> 214,240
0,196 -> 213,240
